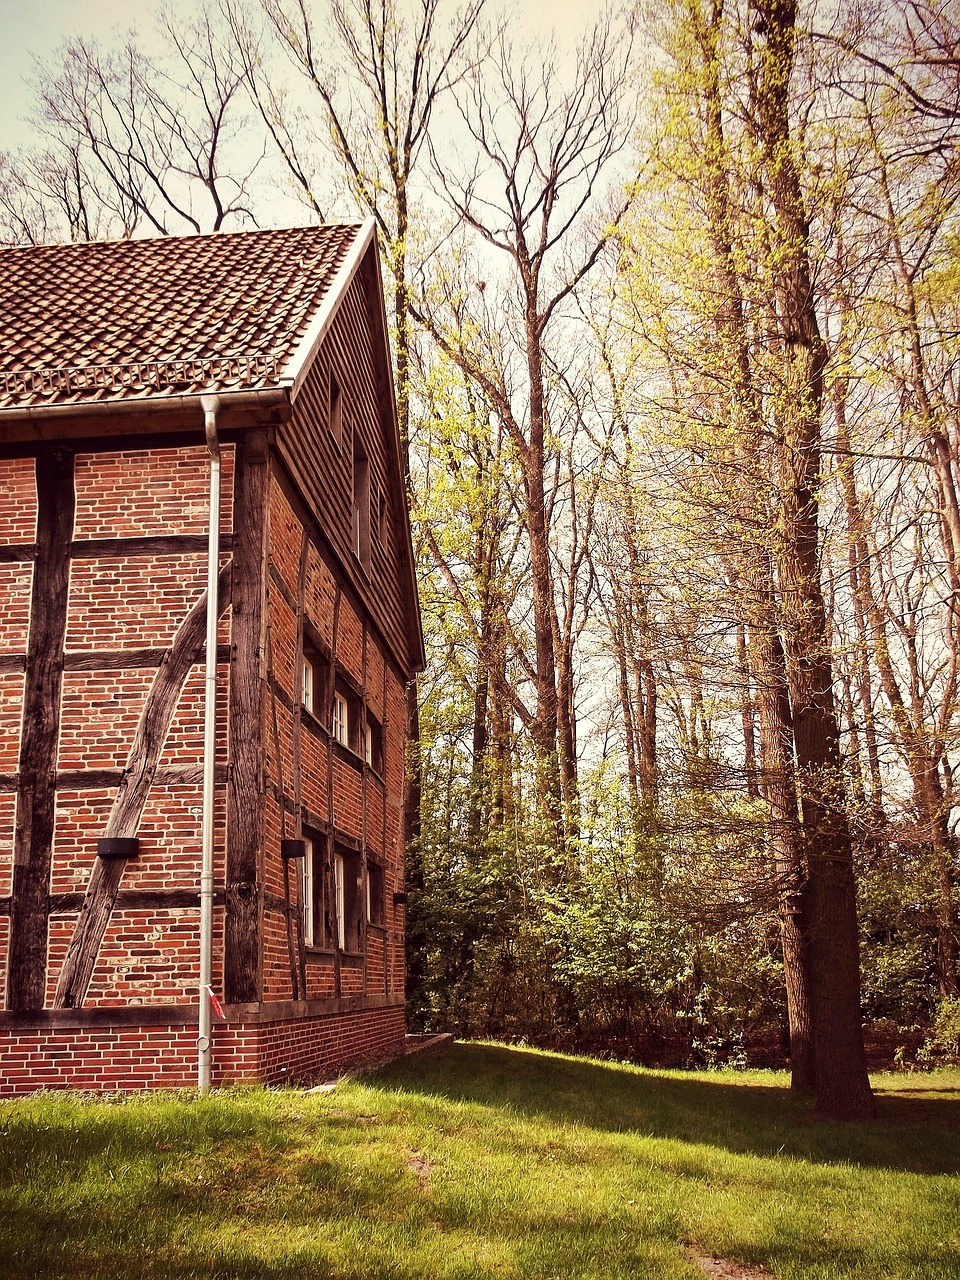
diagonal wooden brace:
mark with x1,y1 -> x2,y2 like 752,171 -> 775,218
53,563 -> 232,1010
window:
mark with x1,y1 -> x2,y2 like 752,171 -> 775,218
364,710 -> 383,773
332,681 -> 368,757
352,436 -> 370,568
302,836 -> 316,946
334,848 -> 363,953
367,860 -> 385,927
329,370 -> 343,446
332,690 -> 349,746
302,652 -> 324,717
302,656 -> 315,711
301,834 -> 334,948
301,633 -> 330,722
375,485 -> 387,547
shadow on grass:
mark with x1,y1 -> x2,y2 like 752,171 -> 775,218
1,1056 -> 958,1280
375,1041 -> 960,1176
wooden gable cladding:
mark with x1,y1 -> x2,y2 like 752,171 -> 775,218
277,252 -> 421,680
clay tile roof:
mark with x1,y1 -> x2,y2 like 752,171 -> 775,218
0,223 -> 363,410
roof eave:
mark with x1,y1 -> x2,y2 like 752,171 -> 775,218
283,218 -> 377,402
0,385 -> 292,427
365,239 -> 427,675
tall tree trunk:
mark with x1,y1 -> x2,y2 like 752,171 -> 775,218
745,560 -> 816,1093
754,0 -> 873,1119
691,0 -> 815,1089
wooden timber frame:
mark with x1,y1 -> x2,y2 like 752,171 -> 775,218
224,431 -> 270,1006
7,448 -> 75,1010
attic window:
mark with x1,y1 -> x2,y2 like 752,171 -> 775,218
375,486 -> 387,546
329,371 -> 343,446
353,437 -> 370,569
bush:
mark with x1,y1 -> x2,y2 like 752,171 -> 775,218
917,996 -> 960,1067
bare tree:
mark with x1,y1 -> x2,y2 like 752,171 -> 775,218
416,17 -> 637,850
1,12 -> 261,244
234,0 -> 486,442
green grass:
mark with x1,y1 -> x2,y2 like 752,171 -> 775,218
0,1043 -> 958,1279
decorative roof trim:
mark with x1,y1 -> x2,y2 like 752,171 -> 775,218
1,355 -> 283,402
283,218 -> 376,401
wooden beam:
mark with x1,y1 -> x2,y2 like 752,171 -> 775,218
224,433 -> 270,1004
267,559 -> 297,612
0,545 -> 36,564
53,563 -> 232,1009
0,890 -> 225,916
71,534 -> 234,559
0,655 -> 26,674
7,448 -> 75,1011
63,643 -> 230,671
0,764 -> 229,793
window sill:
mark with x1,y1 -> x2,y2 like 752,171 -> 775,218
304,947 -> 365,968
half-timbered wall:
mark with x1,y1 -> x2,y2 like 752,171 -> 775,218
0,377 -> 410,1089
0,442 -> 234,1020
259,466 -> 406,1014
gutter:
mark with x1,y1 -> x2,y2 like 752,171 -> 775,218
0,386 -> 290,425
198,393 -> 221,1095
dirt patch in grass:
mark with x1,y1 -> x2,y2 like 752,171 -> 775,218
406,1149 -> 434,1188
687,1248 -> 775,1279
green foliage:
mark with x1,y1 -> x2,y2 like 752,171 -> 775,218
858,847 -> 941,1029
918,998 -> 960,1068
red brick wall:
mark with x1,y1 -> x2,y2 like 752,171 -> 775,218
0,1003 -> 406,1095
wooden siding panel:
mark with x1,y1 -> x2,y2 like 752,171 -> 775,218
279,269 -> 415,676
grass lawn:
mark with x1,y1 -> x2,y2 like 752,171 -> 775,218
0,1043 -> 958,1279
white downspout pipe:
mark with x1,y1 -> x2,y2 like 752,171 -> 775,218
198,394 -> 221,1093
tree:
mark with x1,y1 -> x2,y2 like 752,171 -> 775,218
416,15 -> 637,851
1,15 -> 261,243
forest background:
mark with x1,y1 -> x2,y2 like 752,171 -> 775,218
2,0 -> 959,1119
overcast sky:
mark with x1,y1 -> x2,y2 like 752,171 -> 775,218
0,0 -> 605,153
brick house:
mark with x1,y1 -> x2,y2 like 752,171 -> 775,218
0,221 -> 424,1093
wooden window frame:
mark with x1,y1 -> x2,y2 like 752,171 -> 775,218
332,689 -> 349,746
301,626 -> 331,727
334,846 -> 363,954
364,708 -> 383,774
302,829 -> 338,951
367,858 -> 385,928
302,834 -> 317,947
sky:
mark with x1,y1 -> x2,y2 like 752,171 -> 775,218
0,0 -> 604,154
0,0 -> 133,147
